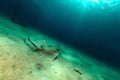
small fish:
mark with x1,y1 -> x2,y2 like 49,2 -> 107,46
74,69 -> 82,75
53,56 -> 58,61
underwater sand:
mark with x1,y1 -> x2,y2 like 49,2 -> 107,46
0,16 -> 120,80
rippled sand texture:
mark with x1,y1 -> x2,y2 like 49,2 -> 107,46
0,17 -> 120,80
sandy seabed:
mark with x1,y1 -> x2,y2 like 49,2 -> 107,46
0,16 -> 120,80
